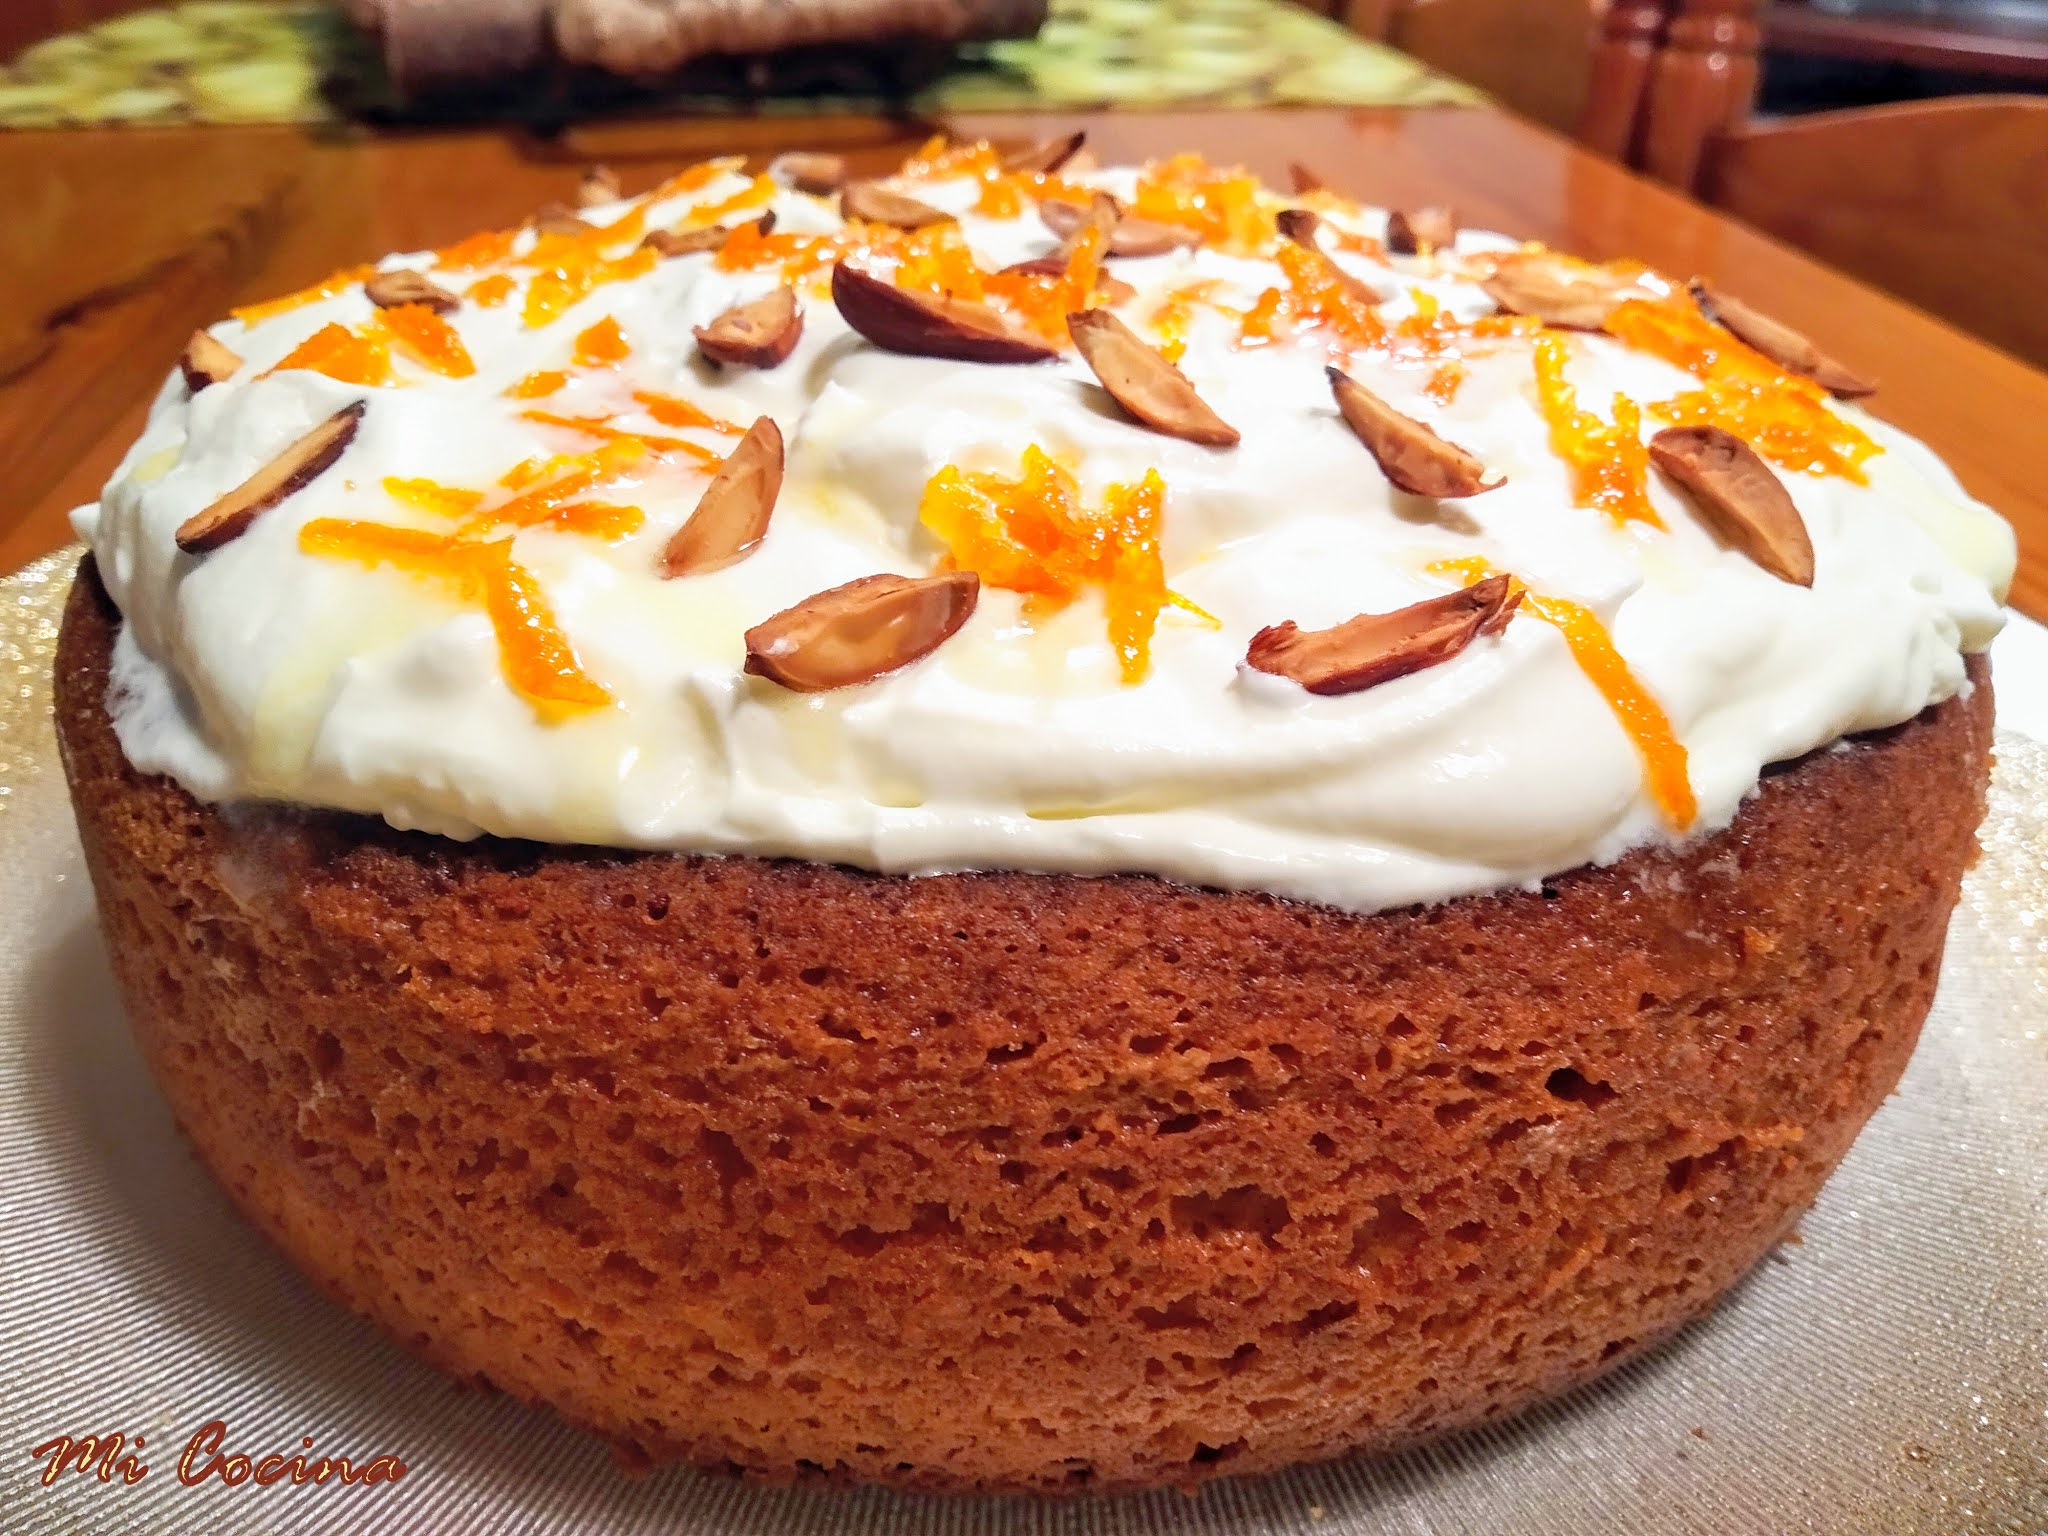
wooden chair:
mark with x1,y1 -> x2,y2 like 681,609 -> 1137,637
1612,0 -> 2048,370
1343,0 -> 1611,138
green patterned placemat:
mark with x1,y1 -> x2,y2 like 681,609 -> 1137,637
0,0 -> 1479,129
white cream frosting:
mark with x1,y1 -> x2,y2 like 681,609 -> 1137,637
76,155 -> 2015,912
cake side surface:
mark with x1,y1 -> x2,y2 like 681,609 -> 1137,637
56,558 -> 1995,1494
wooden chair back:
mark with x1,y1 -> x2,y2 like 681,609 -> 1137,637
1343,0 -> 1609,137
1704,94 -> 2048,370
1587,0 -> 2048,368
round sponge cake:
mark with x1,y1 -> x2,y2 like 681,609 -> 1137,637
55,558 -> 1994,1493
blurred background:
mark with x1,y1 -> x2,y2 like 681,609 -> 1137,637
4,0 -> 2044,368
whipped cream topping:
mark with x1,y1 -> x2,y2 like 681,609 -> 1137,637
77,150 -> 2015,913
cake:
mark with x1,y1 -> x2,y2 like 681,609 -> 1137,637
54,137 -> 2013,1494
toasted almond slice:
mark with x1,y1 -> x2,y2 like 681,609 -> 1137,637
175,401 -> 364,554
1480,250 -> 1641,330
841,181 -> 954,229
831,263 -> 1057,364
695,285 -> 803,369
642,210 -> 775,258
643,224 -> 729,258
1247,575 -> 1521,696
1096,274 -> 1138,305
745,570 -> 980,692
364,267 -> 460,313
1648,425 -> 1814,586
771,152 -> 848,194
1276,210 -> 1387,305
1386,206 -> 1457,256
661,417 -> 783,578
1068,309 -> 1238,447
576,164 -> 621,209
1328,367 -> 1501,498
1288,162 -> 1325,195
1002,191 -> 1121,278
1040,196 -> 1199,258
1689,281 -> 1876,399
180,330 -> 243,392
531,202 -> 592,237
1002,130 -> 1086,176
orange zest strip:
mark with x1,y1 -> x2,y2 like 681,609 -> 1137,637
547,501 -> 645,539
266,321 -> 393,386
379,304 -> 476,378
232,265 -> 377,325
522,245 -> 658,329
298,518 -> 611,714
1431,556 -> 1695,830
467,273 -> 518,308
506,369 -> 568,400
1603,297 -> 1880,483
1128,153 -> 1271,256
1424,360 -> 1466,404
683,174 -> 775,227
383,477 -> 484,517
1532,334 -> 1662,528
518,410 -> 723,467
629,390 -> 746,437
433,228 -> 519,272
919,447 -> 1185,684
654,156 -> 744,201
573,315 -> 631,366
478,440 -> 648,530
475,545 -> 615,711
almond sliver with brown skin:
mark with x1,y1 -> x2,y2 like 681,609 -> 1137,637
1276,210 -> 1386,305
643,211 -> 775,259
831,264 -> 1057,365
1247,575 -> 1521,696
771,152 -> 847,195
175,400 -> 364,554
1002,192 -> 1118,278
1480,251 -> 1637,330
531,202 -> 591,237
180,330 -> 242,392
577,164 -> 621,209
1649,425 -> 1815,586
744,571 -> 980,692
1068,309 -> 1239,447
1040,196 -> 1199,258
1386,206 -> 1457,256
1689,281 -> 1876,399
1327,367 -> 1501,498
1002,130 -> 1086,175
1287,162 -> 1326,195
695,286 -> 803,369
365,268 -> 460,313
661,417 -> 784,578
841,181 -> 954,229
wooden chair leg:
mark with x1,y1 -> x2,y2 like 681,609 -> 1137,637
1579,2 -> 1670,165
1640,0 -> 1763,192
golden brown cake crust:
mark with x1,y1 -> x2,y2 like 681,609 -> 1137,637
54,557 -> 1995,1494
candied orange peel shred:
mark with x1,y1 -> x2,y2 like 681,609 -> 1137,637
1431,556 -> 1695,829
297,519 -> 611,713
919,448 -> 1190,684
1604,296 -> 1880,482
1533,334 -> 1661,528
379,304 -> 476,378
266,321 -> 393,387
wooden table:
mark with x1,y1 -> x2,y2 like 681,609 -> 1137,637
3,105 -> 2045,620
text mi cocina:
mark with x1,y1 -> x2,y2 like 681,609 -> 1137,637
30,1420 -> 408,1488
